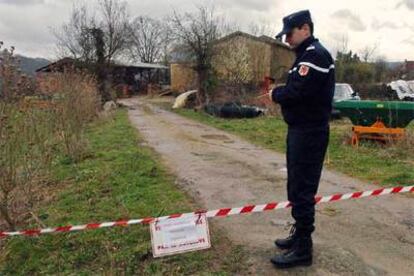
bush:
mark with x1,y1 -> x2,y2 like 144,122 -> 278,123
41,71 -> 99,161
0,42 -> 99,231
1,44 -> 56,230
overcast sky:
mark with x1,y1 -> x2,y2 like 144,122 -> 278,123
0,0 -> 413,61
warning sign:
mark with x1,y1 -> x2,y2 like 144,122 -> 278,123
150,214 -> 211,258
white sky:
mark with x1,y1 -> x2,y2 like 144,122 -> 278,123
0,0 -> 413,61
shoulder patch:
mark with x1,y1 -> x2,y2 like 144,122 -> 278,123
306,45 -> 315,51
298,65 -> 310,76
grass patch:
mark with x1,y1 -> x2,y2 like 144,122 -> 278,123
169,105 -> 414,187
0,109 -> 248,275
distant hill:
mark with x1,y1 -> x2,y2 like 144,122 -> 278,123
15,55 -> 50,76
385,61 -> 403,70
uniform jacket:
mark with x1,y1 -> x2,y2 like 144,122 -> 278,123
272,36 -> 335,127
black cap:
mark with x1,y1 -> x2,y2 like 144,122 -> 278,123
275,10 -> 313,39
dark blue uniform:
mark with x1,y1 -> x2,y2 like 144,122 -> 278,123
271,36 -> 335,236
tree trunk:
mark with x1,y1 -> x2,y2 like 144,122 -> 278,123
196,68 -> 209,109
92,28 -> 112,105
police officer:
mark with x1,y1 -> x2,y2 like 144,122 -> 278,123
269,10 -> 335,268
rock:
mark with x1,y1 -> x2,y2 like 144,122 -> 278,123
103,100 -> 117,111
172,90 -> 197,109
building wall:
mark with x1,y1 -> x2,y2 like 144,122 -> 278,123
213,36 -> 271,84
170,33 -> 295,93
245,36 -> 272,83
214,34 -> 294,84
270,46 -> 295,81
170,63 -> 197,92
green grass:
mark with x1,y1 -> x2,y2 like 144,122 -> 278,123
170,106 -> 414,187
0,109 -> 248,275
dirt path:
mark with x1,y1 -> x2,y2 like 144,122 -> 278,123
120,97 -> 414,275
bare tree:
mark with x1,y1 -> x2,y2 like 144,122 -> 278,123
169,6 -> 222,107
53,0 -> 130,63
337,33 -> 349,53
248,22 -> 274,37
53,4 -> 96,61
98,0 -> 130,63
53,0 -> 130,103
89,28 -> 112,103
129,16 -> 166,63
360,44 -> 378,62
374,56 -> 388,82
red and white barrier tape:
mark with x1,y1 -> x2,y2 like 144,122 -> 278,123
1,185 -> 413,238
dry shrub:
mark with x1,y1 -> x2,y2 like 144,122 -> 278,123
0,102 -> 57,230
1,42 -> 99,230
380,130 -> 414,161
1,44 -> 56,230
0,45 -> 36,101
208,84 -> 242,104
44,71 -> 100,162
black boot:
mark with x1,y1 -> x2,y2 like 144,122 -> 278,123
274,225 -> 298,250
271,236 -> 313,269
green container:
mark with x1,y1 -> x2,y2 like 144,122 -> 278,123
333,100 -> 414,128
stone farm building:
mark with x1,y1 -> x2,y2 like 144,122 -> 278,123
170,31 -> 295,92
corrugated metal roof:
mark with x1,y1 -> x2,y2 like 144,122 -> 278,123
115,61 -> 169,69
